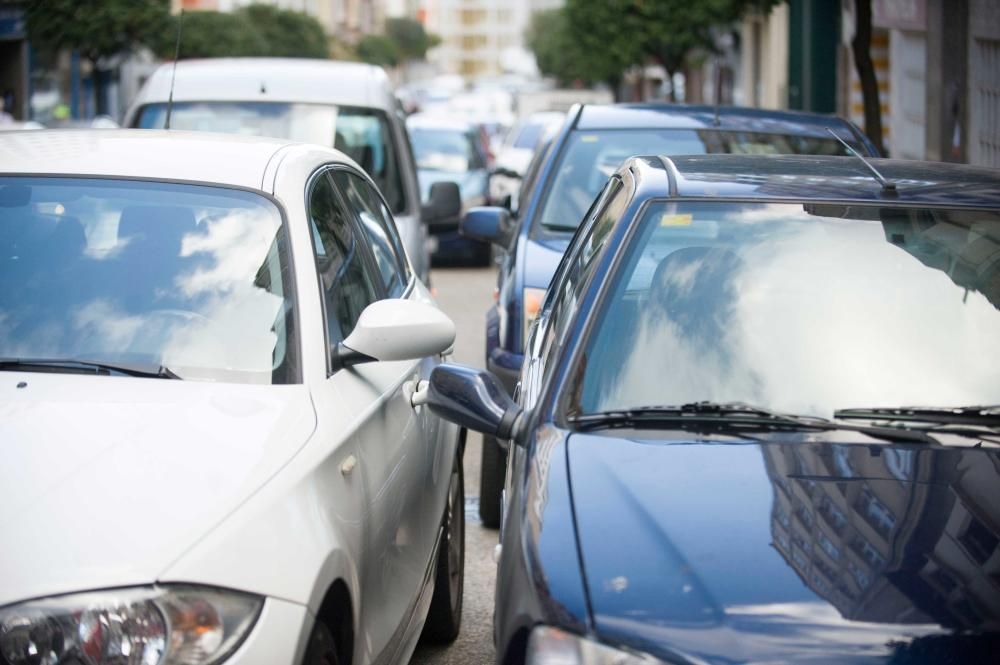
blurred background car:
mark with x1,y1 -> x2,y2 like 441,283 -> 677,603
463,102 -> 879,527
431,153 -> 1000,665
123,58 -> 461,285
489,110 -> 566,208
407,112 -> 493,265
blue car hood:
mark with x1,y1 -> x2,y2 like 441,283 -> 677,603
522,235 -> 570,290
568,433 -> 1000,663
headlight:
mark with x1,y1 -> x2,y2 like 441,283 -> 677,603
521,287 -> 546,348
0,586 -> 262,665
527,626 -> 671,665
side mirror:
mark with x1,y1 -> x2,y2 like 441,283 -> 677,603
424,364 -> 524,441
461,206 -> 515,249
332,299 -> 456,371
421,181 -> 462,227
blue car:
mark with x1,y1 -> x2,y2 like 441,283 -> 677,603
463,103 -> 880,526
431,153 -> 1000,664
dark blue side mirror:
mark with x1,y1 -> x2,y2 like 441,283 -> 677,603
460,206 -> 514,249
426,363 -> 523,441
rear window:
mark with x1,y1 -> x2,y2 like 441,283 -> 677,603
136,102 -> 407,214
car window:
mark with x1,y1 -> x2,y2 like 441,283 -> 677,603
0,176 -> 297,384
137,102 -> 407,215
537,178 -> 628,372
308,171 -> 379,345
534,128 -> 853,232
333,170 -> 409,297
572,201 -> 1000,419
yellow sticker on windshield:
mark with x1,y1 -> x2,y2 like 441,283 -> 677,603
580,135 -> 600,143
660,213 -> 693,227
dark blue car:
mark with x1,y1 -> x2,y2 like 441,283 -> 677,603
463,103 -> 880,526
431,154 -> 1000,664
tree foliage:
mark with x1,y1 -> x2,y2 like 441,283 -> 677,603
530,0 -> 780,100
24,0 -> 170,63
356,34 -> 400,67
385,17 -> 440,61
162,4 -> 328,60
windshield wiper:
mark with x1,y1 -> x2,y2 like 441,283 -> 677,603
569,401 -> 939,444
0,358 -> 180,379
834,405 -> 1000,427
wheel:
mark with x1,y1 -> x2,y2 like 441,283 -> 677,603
478,435 -> 506,529
421,452 -> 465,643
302,620 -> 340,665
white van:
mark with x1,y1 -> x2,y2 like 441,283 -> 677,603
124,58 -> 458,283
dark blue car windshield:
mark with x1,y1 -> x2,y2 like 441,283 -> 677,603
574,201 -> 1000,419
536,129 -> 850,232
0,177 -> 297,383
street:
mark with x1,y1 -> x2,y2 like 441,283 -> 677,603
411,265 -> 498,665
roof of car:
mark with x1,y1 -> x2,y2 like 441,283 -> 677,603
0,129 -> 300,190
127,58 -> 395,112
647,154 -> 1000,207
576,103 -> 861,137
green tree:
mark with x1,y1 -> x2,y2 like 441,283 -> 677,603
25,0 -> 169,63
564,0 -> 646,101
356,35 -> 400,68
636,0 -> 781,101
526,9 -> 593,86
385,17 -> 440,61
169,11 -> 267,59
236,4 -> 328,59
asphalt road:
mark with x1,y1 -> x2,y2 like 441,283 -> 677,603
411,266 -> 499,665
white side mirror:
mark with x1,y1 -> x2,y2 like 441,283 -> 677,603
334,299 -> 456,370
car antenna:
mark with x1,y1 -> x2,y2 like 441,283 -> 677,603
164,9 -> 185,130
825,127 -> 897,194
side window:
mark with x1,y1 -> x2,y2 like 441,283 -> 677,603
308,171 -> 379,345
538,178 -> 627,369
333,170 -> 410,296
334,109 -> 406,215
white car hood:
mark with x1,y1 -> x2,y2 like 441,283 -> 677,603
0,372 -> 317,607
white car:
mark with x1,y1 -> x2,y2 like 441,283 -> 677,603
0,130 -> 465,665
123,58 -> 460,285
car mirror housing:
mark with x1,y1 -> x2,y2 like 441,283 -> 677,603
425,363 -> 524,442
461,206 -> 515,249
332,299 -> 456,371
421,181 -> 462,226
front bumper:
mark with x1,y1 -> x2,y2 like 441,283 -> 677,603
222,597 -> 312,664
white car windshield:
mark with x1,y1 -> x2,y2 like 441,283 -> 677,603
0,177 -> 298,384
136,101 -> 406,214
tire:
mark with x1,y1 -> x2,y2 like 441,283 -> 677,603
421,452 -> 465,643
478,435 -> 506,529
302,620 -> 341,665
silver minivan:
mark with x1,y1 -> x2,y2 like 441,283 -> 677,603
124,57 -> 460,283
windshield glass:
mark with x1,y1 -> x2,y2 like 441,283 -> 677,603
0,177 -> 297,384
409,127 -> 482,173
536,129 -> 851,231
136,101 -> 406,214
573,202 -> 1000,419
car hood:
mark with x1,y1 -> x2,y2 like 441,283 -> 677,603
568,433 -> 1000,663
0,372 -> 316,607
522,235 -> 570,290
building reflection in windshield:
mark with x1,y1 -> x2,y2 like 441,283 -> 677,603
762,442 -> 1000,632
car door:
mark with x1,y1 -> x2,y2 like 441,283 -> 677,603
304,167 -> 433,663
